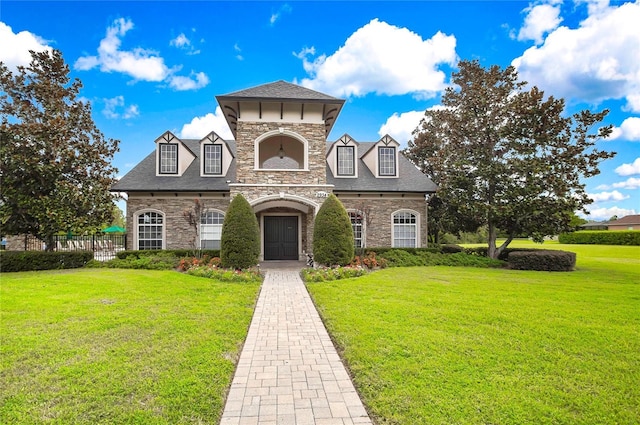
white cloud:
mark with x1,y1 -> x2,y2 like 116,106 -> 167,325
587,190 -> 629,202
270,4 -> 292,25
609,117 -> 640,141
517,2 -> 563,44
179,106 -> 233,140
598,177 -> 640,190
0,22 -> 52,71
170,33 -> 190,48
168,72 -> 209,91
378,111 -> 425,146
296,19 -> 457,99
234,43 -> 244,61
512,1 -> 640,112
75,18 -> 208,90
615,157 -> 640,176
584,206 -> 638,221
170,32 -> 200,55
103,95 -> 139,119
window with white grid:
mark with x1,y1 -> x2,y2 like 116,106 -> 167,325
349,211 -> 364,248
200,211 -> 224,249
137,211 -> 164,250
393,211 -> 417,248
378,146 -> 396,176
159,144 -> 178,174
204,144 -> 222,175
337,146 -> 355,176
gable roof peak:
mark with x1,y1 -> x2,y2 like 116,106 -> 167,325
218,80 -> 343,102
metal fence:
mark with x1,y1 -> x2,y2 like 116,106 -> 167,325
10,234 -> 127,261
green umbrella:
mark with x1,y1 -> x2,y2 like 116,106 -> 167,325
102,225 -> 125,233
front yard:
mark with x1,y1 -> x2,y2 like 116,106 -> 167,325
307,242 -> 640,424
0,269 -> 260,424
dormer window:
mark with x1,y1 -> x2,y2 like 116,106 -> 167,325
337,146 -> 355,176
378,146 -> 396,176
159,143 -> 178,174
204,144 -> 222,175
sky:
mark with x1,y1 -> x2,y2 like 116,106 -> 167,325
1,0 -> 639,221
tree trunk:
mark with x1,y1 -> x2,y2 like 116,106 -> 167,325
487,223 -> 498,259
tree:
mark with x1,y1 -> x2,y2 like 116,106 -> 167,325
220,194 -> 260,269
313,194 -> 354,266
0,49 -> 119,250
406,60 -> 615,259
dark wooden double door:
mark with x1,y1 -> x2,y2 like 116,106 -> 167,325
264,216 -> 298,260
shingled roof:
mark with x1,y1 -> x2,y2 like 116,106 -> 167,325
216,80 -> 345,138
112,140 -> 237,192
328,142 -> 437,193
217,80 -> 342,102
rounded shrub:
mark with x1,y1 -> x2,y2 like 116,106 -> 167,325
507,250 -> 576,271
220,194 -> 260,269
313,194 -> 354,266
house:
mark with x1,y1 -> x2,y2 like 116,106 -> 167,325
606,214 -> 640,231
579,221 -> 609,231
112,81 -> 437,261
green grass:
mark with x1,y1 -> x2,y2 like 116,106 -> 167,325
307,242 -> 640,424
0,269 -> 260,424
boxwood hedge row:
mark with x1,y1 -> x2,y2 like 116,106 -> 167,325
559,231 -> 640,246
0,251 -> 94,272
508,250 -> 576,271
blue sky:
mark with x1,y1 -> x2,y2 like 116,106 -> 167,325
1,0 -> 639,221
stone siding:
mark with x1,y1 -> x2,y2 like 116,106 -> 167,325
338,197 -> 427,248
235,122 -> 327,186
126,196 -> 230,250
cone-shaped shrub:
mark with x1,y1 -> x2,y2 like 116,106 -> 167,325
221,193 -> 260,269
313,194 -> 354,266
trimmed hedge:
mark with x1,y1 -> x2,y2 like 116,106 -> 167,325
463,247 -> 545,261
0,250 -> 93,272
376,248 -> 504,268
559,231 -> 640,246
116,249 -> 220,260
508,250 -> 576,272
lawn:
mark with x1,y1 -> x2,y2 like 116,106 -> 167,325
0,269 -> 260,424
307,242 -> 640,424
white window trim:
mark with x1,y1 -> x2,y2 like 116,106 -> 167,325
158,143 -> 178,175
134,209 -> 166,250
378,146 -> 397,177
391,209 -> 420,248
254,129 -> 309,171
200,209 -> 225,249
347,209 -> 365,249
336,145 -> 357,177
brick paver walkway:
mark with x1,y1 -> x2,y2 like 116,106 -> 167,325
220,266 -> 373,425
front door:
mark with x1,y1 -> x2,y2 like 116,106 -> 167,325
264,216 -> 298,260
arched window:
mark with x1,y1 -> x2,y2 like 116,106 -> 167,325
348,211 -> 364,249
200,210 -> 224,249
136,211 -> 164,250
392,210 -> 418,248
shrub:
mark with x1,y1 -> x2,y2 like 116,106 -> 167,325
116,249 -> 220,260
220,194 -> 260,269
441,244 -> 464,254
508,250 -> 576,271
0,250 -> 93,272
313,194 -> 354,267
559,231 -> 640,246
300,266 -> 367,282
377,248 -> 504,268
186,266 -> 262,283
88,252 -> 180,270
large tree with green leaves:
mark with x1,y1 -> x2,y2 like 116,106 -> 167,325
0,49 -> 119,250
406,60 -> 615,259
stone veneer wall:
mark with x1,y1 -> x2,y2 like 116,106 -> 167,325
234,122 -> 327,186
126,196 -> 230,250
338,197 -> 428,248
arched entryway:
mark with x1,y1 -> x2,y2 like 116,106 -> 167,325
251,195 -> 319,261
